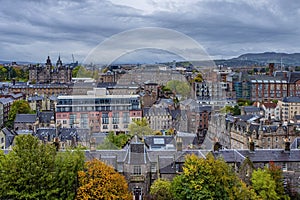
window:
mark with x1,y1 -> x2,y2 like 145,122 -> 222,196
282,162 -> 287,171
63,120 -> 67,124
103,125 -> 108,129
151,163 -> 156,173
102,113 -> 109,124
80,114 -> 88,128
112,112 -> 119,124
133,166 -> 141,175
123,112 -> 130,123
113,125 -> 118,129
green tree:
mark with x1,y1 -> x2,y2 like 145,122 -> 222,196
76,159 -> 132,200
150,178 -> 173,200
221,105 -> 241,115
128,118 -> 154,136
53,150 -> 85,199
7,100 -> 34,128
72,66 -> 93,78
165,80 -> 191,99
232,105 -> 241,115
97,132 -> 131,150
0,135 -> 84,200
251,168 -> 279,200
0,135 -> 57,199
0,65 -> 7,81
171,153 -> 258,200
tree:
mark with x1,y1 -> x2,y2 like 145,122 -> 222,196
0,135 -> 84,199
221,105 -> 241,116
251,168 -> 279,200
171,153 -> 258,200
267,162 -> 290,200
97,132 -> 131,150
166,80 -> 191,98
0,65 -> 7,81
165,80 -> 190,99
72,66 -> 93,78
53,150 -> 85,199
232,105 -> 241,115
194,73 -> 203,82
7,100 -> 34,128
150,178 -> 173,200
128,118 -> 154,136
76,158 -> 132,200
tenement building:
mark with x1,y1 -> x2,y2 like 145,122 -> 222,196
250,70 -> 300,102
55,88 -> 142,133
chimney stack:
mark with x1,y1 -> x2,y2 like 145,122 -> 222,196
284,138 -> 290,152
249,137 -> 255,152
268,63 -> 274,76
90,137 -> 96,151
176,137 -> 182,151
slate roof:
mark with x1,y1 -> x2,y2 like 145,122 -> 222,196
249,123 -> 260,133
14,114 -> 37,123
214,149 -> 300,163
170,109 -> 181,119
239,149 -> 300,162
282,96 -> 300,103
158,156 -> 176,174
143,107 -> 170,116
59,128 -> 86,142
144,136 -> 175,150
2,128 -> 16,149
290,137 -> 300,149
28,95 -> 43,101
0,97 -> 13,105
294,115 -> 300,120
39,111 -> 54,123
35,128 -> 56,141
243,106 -> 261,113
84,150 -> 128,168
238,114 -> 255,122
10,93 -> 23,99
288,72 -> 300,83
48,95 -> 58,101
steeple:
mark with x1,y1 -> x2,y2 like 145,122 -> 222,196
46,56 -> 52,66
56,54 -> 63,67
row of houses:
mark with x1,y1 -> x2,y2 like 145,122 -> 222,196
84,134 -> 300,199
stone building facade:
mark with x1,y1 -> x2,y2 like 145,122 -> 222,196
29,56 -> 72,84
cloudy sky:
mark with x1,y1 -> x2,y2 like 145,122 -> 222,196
1,0 -> 300,64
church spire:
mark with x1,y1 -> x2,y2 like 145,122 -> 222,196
56,54 -> 63,67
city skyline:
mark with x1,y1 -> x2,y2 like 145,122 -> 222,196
1,0 -> 300,63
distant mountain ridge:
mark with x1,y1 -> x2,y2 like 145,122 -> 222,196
2,52 -> 300,67
215,52 -> 300,67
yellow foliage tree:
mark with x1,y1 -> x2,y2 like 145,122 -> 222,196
76,159 -> 132,200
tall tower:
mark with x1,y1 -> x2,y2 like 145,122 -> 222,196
56,55 -> 63,67
46,56 -> 52,66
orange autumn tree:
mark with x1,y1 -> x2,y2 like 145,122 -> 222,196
76,158 -> 132,200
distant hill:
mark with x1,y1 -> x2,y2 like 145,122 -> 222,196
215,52 -> 300,67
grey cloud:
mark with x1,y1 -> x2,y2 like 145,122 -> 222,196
1,0 -> 300,62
